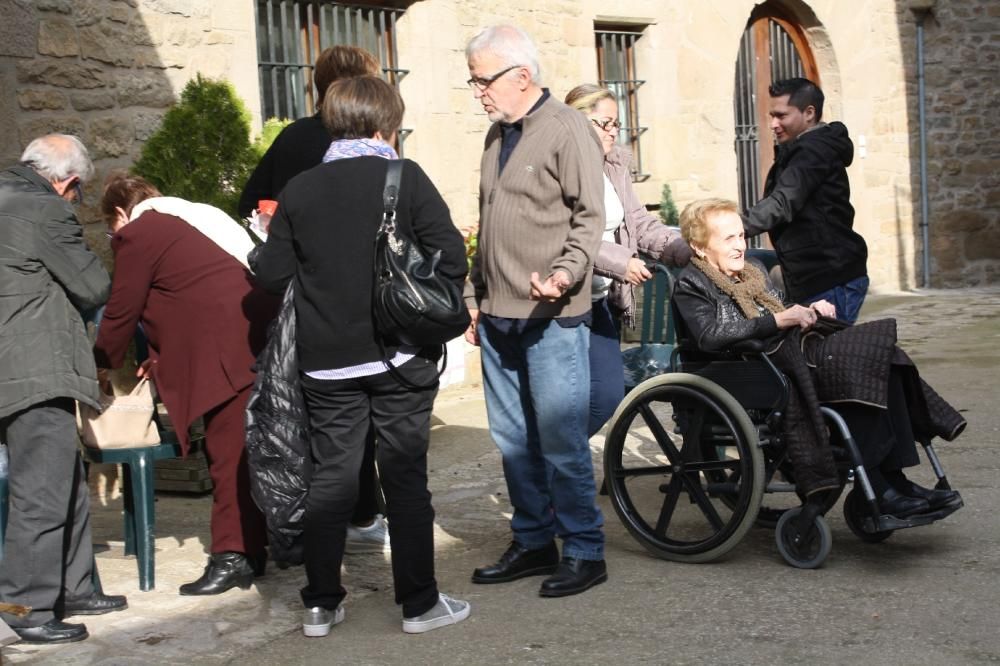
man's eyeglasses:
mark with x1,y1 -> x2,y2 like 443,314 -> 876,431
591,118 -> 621,132
467,65 -> 522,90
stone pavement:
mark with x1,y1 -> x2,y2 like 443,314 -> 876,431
3,288 -> 1000,665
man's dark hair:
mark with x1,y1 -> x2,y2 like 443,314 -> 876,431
769,77 -> 824,122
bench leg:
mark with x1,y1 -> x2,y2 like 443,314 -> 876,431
131,452 -> 157,591
122,463 -> 137,557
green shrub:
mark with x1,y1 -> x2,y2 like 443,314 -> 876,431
659,182 -> 679,226
253,117 -> 292,159
133,75 -> 257,218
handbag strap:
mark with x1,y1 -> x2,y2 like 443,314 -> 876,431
128,377 -> 151,397
380,159 -> 403,234
374,159 -> 447,390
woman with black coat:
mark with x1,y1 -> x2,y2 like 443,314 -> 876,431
252,76 -> 470,637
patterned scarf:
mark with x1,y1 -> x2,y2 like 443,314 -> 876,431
322,137 -> 398,163
690,256 -> 785,319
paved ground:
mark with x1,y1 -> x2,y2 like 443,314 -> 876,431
3,288 -> 999,665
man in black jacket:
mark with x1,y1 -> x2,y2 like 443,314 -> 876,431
745,78 -> 869,323
0,134 -> 126,644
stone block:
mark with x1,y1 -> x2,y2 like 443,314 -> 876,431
18,116 -> 86,147
69,90 -> 116,111
17,89 -> 67,111
929,234 -> 963,271
39,19 -> 80,57
17,60 -> 108,89
116,74 -> 176,108
938,209 -> 990,233
0,0 -> 36,58
963,159 -> 1000,176
964,228 -> 1000,261
89,116 -> 134,159
79,25 -> 133,66
132,111 -> 162,141
36,0 -> 72,13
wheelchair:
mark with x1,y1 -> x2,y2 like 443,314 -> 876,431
603,295 -> 964,569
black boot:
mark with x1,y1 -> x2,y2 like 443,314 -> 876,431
472,541 -> 559,584
179,552 -> 255,596
539,557 -> 608,598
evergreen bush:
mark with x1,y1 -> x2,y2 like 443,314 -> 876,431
253,117 -> 292,159
659,182 -> 679,226
134,75 -> 257,218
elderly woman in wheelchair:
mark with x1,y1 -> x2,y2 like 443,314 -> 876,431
601,197 -> 964,568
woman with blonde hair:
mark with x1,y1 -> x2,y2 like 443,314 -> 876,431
564,84 -> 691,435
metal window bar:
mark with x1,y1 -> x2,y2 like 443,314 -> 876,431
255,1 -> 411,154
733,19 -> 805,247
596,28 -> 649,182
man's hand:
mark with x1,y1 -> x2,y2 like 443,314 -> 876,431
464,309 -> 480,346
529,270 -> 571,302
809,299 -> 837,319
624,258 -> 653,285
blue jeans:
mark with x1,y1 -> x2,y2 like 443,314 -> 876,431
802,275 -> 869,325
478,317 -> 605,560
588,298 -> 624,437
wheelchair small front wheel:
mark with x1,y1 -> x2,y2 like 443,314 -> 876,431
843,488 -> 894,543
775,507 -> 832,569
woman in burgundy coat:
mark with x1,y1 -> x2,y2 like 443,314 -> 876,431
94,174 -> 277,595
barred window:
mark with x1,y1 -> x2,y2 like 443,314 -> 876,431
255,1 -> 411,148
595,25 -> 649,182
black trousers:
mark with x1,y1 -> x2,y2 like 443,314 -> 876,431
836,366 -> 921,482
299,355 -> 440,618
0,398 -> 95,628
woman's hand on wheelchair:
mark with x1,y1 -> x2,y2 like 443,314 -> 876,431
624,257 -> 653,285
775,304 -> 818,331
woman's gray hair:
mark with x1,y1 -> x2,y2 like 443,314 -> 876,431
465,25 -> 542,85
20,134 -> 95,183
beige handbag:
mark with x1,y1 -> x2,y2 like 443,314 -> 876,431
76,377 -> 161,449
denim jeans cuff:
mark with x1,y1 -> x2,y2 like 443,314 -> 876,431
515,536 -> 556,551
561,546 -> 604,561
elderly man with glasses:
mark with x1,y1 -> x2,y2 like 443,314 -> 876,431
0,134 -> 126,644
464,25 -> 609,598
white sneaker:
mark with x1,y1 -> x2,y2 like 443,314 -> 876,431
402,593 -> 471,634
302,605 -> 345,637
345,514 -> 390,554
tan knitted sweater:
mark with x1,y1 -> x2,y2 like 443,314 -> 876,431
465,95 -> 605,319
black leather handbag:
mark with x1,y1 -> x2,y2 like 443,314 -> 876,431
372,160 -> 470,384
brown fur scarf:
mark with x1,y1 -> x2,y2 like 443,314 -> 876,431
691,256 -> 785,319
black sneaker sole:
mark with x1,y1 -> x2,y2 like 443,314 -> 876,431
471,564 -> 558,584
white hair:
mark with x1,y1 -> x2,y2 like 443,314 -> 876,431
465,25 -> 542,85
20,134 -> 94,183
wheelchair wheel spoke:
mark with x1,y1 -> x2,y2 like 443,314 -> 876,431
679,472 -> 726,531
614,464 -> 673,479
654,475 -> 683,536
684,459 -> 740,474
638,403 -> 683,462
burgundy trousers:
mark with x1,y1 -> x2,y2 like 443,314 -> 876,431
201,385 -> 267,555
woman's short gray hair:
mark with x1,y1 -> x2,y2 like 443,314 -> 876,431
20,134 -> 94,183
465,25 -> 542,85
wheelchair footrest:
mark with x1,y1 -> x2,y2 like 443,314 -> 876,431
867,495 -> 963,532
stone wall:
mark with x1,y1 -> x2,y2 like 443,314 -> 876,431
899,0 -> 1000,287
0,0 -> 257,248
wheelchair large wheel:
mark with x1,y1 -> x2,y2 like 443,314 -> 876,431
604,373 -> 765,563
775,507 -> 832,569
842,488 -> 894,543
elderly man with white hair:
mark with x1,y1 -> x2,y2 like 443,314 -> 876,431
0,134 -> 126,644
464,25 -> 609,597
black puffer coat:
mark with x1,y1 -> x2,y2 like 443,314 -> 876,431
245,282 -> 310,564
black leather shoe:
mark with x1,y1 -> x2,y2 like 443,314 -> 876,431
472,541 -> 559,584
879,487 -> 930,518
13,619 -> 88,644
179,552 -> 255,596
900,481 -> 962,510
63,593 -> 128,616
539,557 -> 608,598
